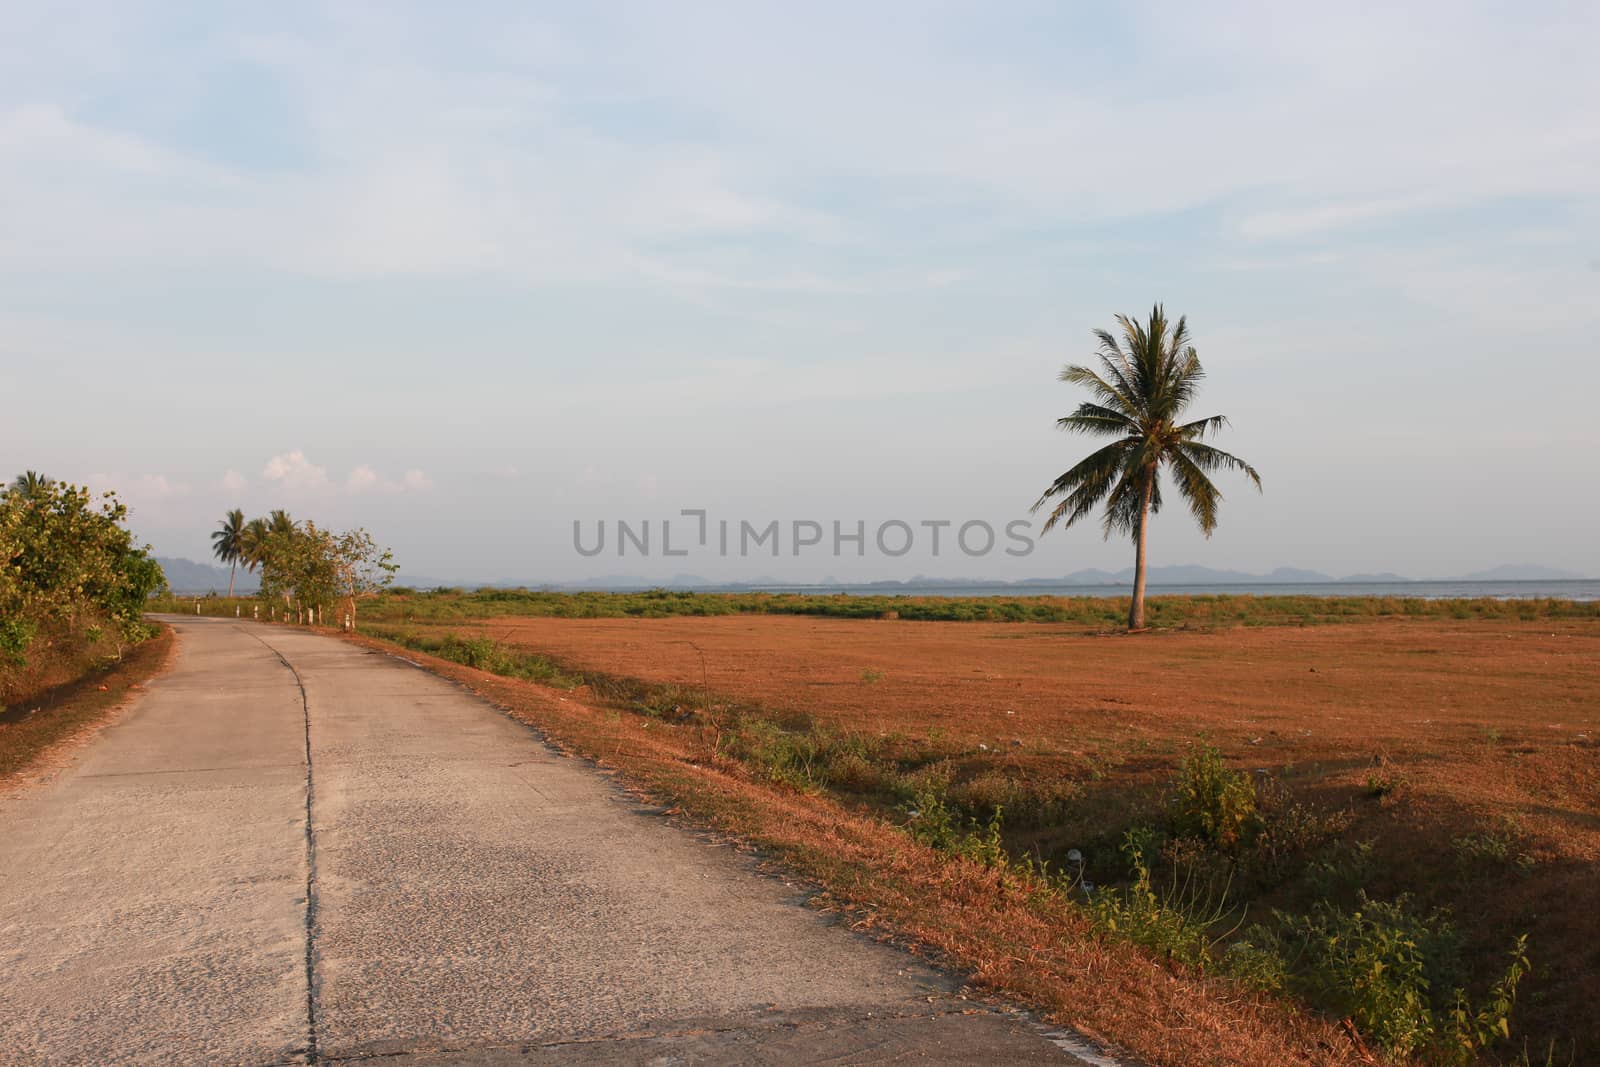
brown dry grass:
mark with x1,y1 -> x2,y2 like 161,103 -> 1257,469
366,614 -> 1600,1063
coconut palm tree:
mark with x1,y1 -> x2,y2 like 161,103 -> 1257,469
9,471 -> 53,499
239,517 -> 270,574
211,509 -> 247,596
1033,305 -> 1261,631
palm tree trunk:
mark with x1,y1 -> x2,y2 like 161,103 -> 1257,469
227,560 -> 236,598
1129,471 -> 1154,630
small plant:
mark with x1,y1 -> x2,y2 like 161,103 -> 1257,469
905,784 -> 960,851
1365,772 -> 1405,799
1302,838 -> 1375,898
1168,744 -> 1260,849
956,805 -> 1009,867
1089,830 -> 1236,966
720,720 -> 826,791
1284,893 -> 1453,1056
859,667 -> 884,684
1446,936 -> 1530,1061
1452,818 -> 1534,871
904,788 -> 1009,868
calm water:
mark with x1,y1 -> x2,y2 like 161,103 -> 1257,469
735,580 -> 1600,602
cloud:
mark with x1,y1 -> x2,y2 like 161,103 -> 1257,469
262,450 -> 331,492
346,464 -> 380,493
220,469 -> 247,492
346,463 -> 432,494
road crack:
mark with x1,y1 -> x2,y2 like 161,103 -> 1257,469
239,627 -> 322,1065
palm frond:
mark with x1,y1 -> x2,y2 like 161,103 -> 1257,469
1177,414 -> 1230,439
1057,402 -> 1138,436
1177,442 -> 1263,491
1032,438 -> 1137,534
1060,364 -> 1135,415
1168,448 -> 1222,535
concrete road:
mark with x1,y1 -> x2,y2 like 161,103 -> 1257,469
1,619 -> 1097,1066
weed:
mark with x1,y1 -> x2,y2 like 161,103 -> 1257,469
1261,892 -> 1529,1061
1365,772 -> 1405,799
1453,818 -> 1535,871
860,667 -> 884,684
1302,839 -> 1376,898
947,769 -> 1080,828
1168,744 -> 1260,849
719,719 -> 827,791
1089,830 -> 1237,967
904,786 -> 1009,868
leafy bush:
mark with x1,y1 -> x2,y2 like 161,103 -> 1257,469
746,722 -> 826,790
1262,893 -> 1529,1061
904,785 -> 1009,867
1168,744 -> 1261,849
0,618 -> 36,666
0,476 -> 166,692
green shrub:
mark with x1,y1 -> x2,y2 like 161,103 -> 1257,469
1168,744 -> 1260,849
719,720 -> 827,791
905,784 -> 960,851
904,785 -> 1008,867
1264,893 -> 1528,1061
0,618 -> 36,665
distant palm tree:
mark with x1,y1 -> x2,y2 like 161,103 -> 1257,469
211,509 -> 247,596
267,510 -> 296,538
1033,305 -> 1262,630
9,470 -> 53,499
239,517 -> 270,574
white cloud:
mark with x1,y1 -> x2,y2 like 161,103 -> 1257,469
345,463 -> 431,493
128,473 -> 188,498
220,469 -> 247,492
345,464 -> 380,493
262,450 -> 332,492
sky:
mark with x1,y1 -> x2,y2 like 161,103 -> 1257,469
3,1 -> 1597,583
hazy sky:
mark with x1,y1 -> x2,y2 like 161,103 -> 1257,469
4,2 -> 1597,582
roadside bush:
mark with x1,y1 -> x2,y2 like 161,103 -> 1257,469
1,476 -> 167,699
1261,893 -> 1529,1062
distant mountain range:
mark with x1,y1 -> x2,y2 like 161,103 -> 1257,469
154,557 -> 1591,594
156,557 -> 261,594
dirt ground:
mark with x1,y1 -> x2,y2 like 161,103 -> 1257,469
472,616 -> 1596,781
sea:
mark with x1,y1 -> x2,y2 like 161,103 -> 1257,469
733,580 -> 1600,602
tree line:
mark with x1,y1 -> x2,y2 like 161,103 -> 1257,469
210,509 -> 397,629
